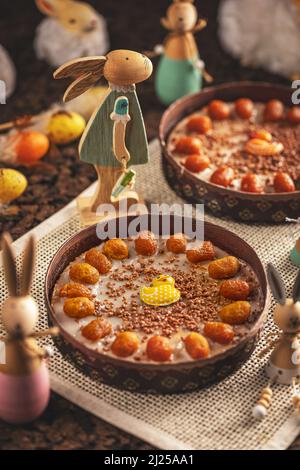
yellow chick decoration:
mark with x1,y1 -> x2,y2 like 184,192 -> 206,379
48,111 -> 86,145
0,169 -> 27,205
140,275 -> 181,307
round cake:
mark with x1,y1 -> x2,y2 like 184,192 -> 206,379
167,98 -> 300,194
51,231 -> 264,365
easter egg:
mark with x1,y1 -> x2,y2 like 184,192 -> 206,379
48,111 -> 86,145
16,131 -> 49,164
0,169 -> 27,204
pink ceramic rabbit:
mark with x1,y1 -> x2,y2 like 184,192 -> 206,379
0,233 -> 58,424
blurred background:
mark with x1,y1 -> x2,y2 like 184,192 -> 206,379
0,0 -> 288,125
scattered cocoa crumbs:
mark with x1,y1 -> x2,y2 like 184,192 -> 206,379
169,104 -> 300,188
103,257 -> 227,337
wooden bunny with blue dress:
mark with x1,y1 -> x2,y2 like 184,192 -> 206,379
54,50 -> 153,218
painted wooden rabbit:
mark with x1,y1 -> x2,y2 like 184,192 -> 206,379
252,264 -> 300,420
54,50 -> 153,215
34,0 -> 109,67
0,233 -> 58,423
219,0 -> 300,79
0,45 -> 16,99
154,0 -> 212,106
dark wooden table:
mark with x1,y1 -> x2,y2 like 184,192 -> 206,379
0,0 -> 299,450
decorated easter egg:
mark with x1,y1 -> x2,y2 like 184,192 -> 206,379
0,168 -> 27,204
16,131 -> 49,164
66,86 -> 108,120
48,111 -> 86,145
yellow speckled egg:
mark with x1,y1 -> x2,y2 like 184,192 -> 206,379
0,169 -> 28,204
48,111 -> 86,145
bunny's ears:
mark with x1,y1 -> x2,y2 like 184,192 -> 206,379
53,56 -> 107,101
267,264 -> 286,305
35,0 -> 70,17
1,233 -> 36,297
293,270 -> 300,304
267,263 -> 300,304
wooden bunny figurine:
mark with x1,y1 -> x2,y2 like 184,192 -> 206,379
0,233 -> 59,424
34,0 -> 109,67
154,0 -> 212,106
252,264 -> 300,420
54,50 -> 153,223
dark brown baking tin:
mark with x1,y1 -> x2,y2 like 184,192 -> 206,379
159,82 -> 300,223
45,215 -> 270,394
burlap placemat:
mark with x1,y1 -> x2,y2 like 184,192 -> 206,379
0,140 -> 300,450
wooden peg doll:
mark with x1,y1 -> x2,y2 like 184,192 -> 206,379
154,0 -> 212,106
54,50 -> 153,221
291,237 -> 300,268
0,233 -> 59,424
252,264 -> 300,420
286,218 -> 300,267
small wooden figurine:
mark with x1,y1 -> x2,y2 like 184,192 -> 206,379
153,0 -> 212,106
34,0 -> 109,67
287,218 -> 300,267
252,264 -> 300,420
54,50 -> 153,224
0,233 -> 59,423
0,45 -> 16,99
291,238 -> 300,268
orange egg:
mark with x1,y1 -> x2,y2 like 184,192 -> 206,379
16,131 -> 50,164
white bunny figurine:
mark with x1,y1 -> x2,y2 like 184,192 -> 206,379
34,0 -> 109,67
0,233 -> 59,424
219,0 -> 300,79
252,264 -> 300,420
0,45 -> 16,99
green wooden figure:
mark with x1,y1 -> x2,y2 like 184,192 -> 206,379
153,0 -> 212,106
287,218 -> 300,267
54,50 -> 153,215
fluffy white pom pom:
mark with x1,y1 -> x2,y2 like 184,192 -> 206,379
252,404 -> 268,420
34,15 -> 109,68
219,0 -> 300,78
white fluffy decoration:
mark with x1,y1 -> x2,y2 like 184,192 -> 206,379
219,0 -> 300,78
34,15 -> 109,67
252,404 -> 268,420
0,45 -> 16,98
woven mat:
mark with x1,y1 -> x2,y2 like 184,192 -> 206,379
1,140 -> 300,450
